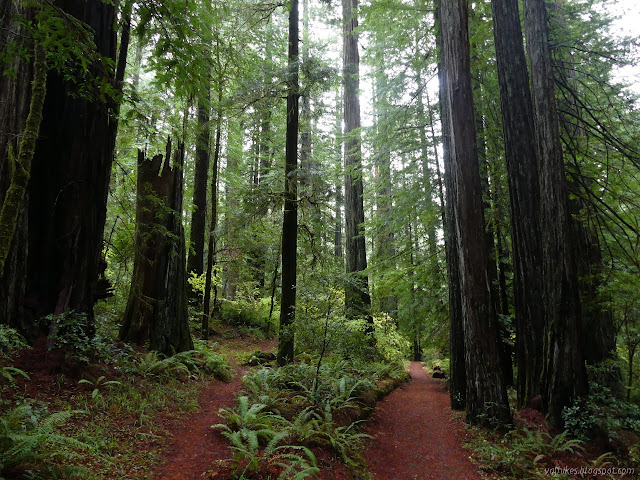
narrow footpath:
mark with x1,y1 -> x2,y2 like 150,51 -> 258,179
362,361 -> 485,480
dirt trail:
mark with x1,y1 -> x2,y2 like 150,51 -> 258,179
152,358 -> 484,480
362,361 -> 484,480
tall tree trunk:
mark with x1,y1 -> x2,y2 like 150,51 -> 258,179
441,0 -> 511,426
120,140 -> 194,355
523,0 -> 587,426
187,95 -> 211,280
277,0 -> 299,366
436,0 -> 465,411
342,0 -> 372,326
491,0 -> 544,406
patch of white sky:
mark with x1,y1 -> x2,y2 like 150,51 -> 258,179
604,0 -> 640,95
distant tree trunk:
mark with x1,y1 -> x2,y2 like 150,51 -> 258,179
120,140 -> 194,355
202,98 -> 222,339
523,0 -> 587,426
441,0 -> 511,426
277,0 -> 299,366
333,88 -> 344,266
436,0 -> 465,411
342,0 -> 372,326
223,120 -> 242,301
187,95 -> 211,283
373,52 -> 396,317
491,0 -> 544,407
300,0 -> 312,202
21,0 -> 117,334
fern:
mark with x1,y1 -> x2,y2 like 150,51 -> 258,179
0,366 -> 29,385
0,403 -> 90,473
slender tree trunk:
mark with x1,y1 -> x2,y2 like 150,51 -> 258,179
120,140 -> 194,355
441,0 -> 511,426
523,0 -> 587,426
187,94 -> 211,281
277,0 -> 299,366
491,0 -> 544,405
202,99 -> 222,338
333,88 -> 344,266
373,49 -> 396,317
342,0 -> 372,326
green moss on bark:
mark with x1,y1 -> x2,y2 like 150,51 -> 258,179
0,42 -> 46,276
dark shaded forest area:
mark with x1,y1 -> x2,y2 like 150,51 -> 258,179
1,0 -> 640,478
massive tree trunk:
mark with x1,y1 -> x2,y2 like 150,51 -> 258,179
277,0 -> 299,366
523,0 -> 587,426
342,0 -> 372,325
119,140 -> 194,355
490,0 -> 545,407
441,0 -> 511,426
436,0 -> 465,411
19,0 -> 117,335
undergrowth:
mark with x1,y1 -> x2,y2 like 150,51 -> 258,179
214,357 -> 409,478
0,320 -> 236,480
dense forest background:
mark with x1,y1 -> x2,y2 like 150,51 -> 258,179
2,0 -> 640,477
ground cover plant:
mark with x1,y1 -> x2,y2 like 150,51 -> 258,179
212,354 -> 410,479
0,322 -> 237,480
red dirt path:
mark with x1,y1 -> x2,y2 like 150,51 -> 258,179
152,338 -> 276,480
152,359 -> 486,480
362,361 -> 485,480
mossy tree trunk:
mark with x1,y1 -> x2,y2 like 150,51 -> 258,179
119,140 -> 194,355
0,0 -> 117,339
0,42 -> 46,277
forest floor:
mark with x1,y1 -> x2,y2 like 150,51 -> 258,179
152,359 -> 485,480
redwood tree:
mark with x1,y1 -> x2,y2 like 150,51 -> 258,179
440,0 -> 511,426
523,0 -> 587,426
342,0 -> 372,325
490,0 -> 545,408
1,0 -> 118,338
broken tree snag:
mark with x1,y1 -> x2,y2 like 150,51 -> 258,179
119,139 -> 194,356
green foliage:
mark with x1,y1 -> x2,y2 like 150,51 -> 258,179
0,402 -> 89,476
40,311 -> 110,363
219,289 -> 276,339
0,325 -> 28,355
562,386 -> 640,442
373,314 -> 411,363
78,376 -> 121,401
222,357 -> 407,473
214,397 -> 319,479
469,427 -> 584,479
127,342 -> 233,382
